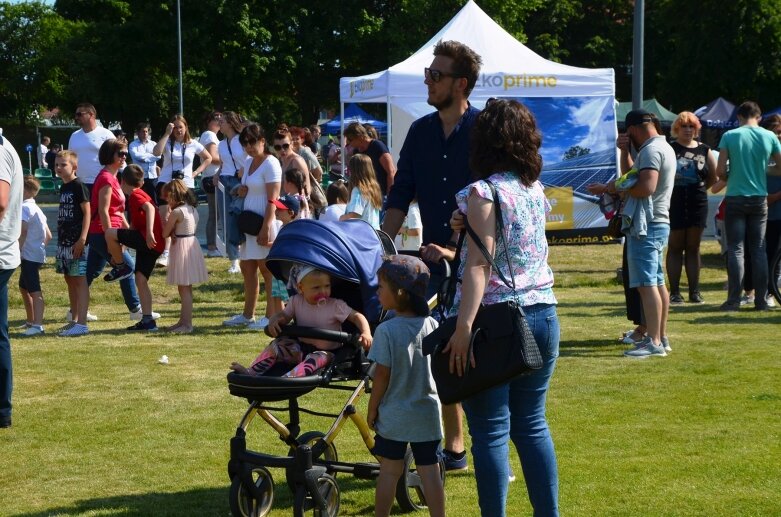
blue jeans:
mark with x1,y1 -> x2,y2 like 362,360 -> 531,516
86,233 -> 140,312
725,196 -> 768,306
0,267 -> 16,421
461,303 -> 560,517
217,175 -> 241,260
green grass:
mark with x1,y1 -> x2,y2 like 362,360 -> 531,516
1,241 -> 779,516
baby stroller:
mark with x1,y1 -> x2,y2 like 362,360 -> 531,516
226,219 -> 445,516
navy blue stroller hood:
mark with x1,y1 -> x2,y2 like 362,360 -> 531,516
266,219 -> 383,323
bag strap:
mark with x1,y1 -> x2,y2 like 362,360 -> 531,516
463,180 -> 518,293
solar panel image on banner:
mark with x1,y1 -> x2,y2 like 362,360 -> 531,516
540,149 -> 617,197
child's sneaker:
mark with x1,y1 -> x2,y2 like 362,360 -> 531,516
439,449 -> 468,471
155,251 -> 169,268
22,325 -> 44,336
129,308 -> 161,320
228,259 -> 241,274
104,262 -> 134,282
127,319 -> 158,332
59,323 -> 89,337
223,314 -> 254,326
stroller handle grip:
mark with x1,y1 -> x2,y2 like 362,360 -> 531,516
270,325 -> 358,347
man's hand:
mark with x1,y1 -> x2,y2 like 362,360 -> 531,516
420,243 -> 454,263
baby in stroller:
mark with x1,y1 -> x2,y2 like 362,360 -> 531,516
230,264 -> 373,378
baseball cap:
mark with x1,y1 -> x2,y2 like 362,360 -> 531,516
624,109 -> 655,128
271,194 -> 301,215
378,255 -> 431,316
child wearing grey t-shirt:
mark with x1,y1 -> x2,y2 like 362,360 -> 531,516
367,255 -> 444,517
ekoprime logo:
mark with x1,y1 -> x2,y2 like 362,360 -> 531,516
479,73 -> 558,90
350,79 -> 376,98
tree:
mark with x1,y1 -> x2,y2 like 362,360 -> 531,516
563,145 -> 591,160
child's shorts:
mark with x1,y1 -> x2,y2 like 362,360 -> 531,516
371,434 -> 440,466
117,229 -> 162,279
19,259 -> 43,292
271,277 -> 289,301
55,255 -> 88,277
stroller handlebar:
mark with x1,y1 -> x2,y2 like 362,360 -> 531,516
268,325 -> 359,347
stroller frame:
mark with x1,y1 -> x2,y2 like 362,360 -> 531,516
227,326 -> 444,517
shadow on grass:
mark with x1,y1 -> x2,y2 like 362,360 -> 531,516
11,475 -> 381,517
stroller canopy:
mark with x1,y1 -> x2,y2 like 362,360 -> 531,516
266,219 -> 384,323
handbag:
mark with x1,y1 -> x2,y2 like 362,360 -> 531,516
201,175 -> 216,194
422,180 -> 543,405
308,173 -> 327,212
237,210 -> 264,236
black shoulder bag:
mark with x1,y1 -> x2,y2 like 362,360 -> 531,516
422,180 -> 543,405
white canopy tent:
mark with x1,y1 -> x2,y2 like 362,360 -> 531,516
338,0 -> 615,160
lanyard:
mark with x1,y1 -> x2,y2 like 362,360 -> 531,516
169,139 -> 186,171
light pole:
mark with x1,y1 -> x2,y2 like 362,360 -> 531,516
631,0 -> 644,110
176,0 -> 184,115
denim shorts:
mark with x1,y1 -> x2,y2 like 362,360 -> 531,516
371,434 -> 440,466
627,222 -> 670,288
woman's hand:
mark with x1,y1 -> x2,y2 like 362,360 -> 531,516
164,123 -> 174,137
441,323 -> 475,377
236,185 -> 248,198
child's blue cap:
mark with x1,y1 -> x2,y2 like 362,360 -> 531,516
271,194 -> 301,215
379,255 -> 431,315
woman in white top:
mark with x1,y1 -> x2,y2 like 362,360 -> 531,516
217,111 -> 246,272
152,114 -> 212,265
199,111 -> 222,257
221,123 -> 282,330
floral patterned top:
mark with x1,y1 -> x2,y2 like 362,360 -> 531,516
450,171 -> 556,314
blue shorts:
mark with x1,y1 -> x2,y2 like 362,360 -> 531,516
56,255 -> 88,277
371,434 -> 440,466
271,278 -> 289,301
627,222 -> 670,288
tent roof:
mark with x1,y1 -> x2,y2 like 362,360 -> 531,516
694,97 -> 738,129
340,0 -> 614,103
320,104 -> 387,135
616,98 -> 677,124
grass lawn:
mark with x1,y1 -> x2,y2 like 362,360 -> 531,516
1,240 -> 779,516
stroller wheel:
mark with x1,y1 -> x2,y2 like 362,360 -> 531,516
291,473 -> 340,517
286,431 -> 338,494
395,447 -> 446,512
229,467 -> 274,517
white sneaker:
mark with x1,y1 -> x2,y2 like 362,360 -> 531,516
228,260 -> 241,274
156,252 -> 169,268
766,295 -> 776,308
223,314 -> 254,326
247,317 -> 270,330
15,322 -> 31,330
59,323 -> 89,337
22,325 -> 44,336
65,310 -> 98,322
130,308 -> 161,321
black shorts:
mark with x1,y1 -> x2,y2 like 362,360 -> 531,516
371,434 -> 440,466
117,229 -> 162,279
669,185 -> 708,230
18,259 -> 43,292
155,181 -> 168,206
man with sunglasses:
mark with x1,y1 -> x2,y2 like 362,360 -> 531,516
382,40 -> 483,473
67,103 -> 116,190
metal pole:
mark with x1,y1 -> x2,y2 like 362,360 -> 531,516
631,0 -> 644,110
177,0 -> 184,115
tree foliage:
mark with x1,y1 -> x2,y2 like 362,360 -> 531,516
4,0 -> 781,133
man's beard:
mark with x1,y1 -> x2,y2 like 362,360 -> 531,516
428,91 -> 455,111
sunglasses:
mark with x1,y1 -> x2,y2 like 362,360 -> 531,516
424,67 -> 460,83
117,151 -> 129,158
274,143 -> 291,151
74,111 -> 89,117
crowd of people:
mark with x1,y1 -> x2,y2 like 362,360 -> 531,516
11,35 -> 781,516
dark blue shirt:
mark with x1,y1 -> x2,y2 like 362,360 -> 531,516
386,105 -> 480,246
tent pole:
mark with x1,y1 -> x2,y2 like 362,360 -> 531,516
340,102 -> 345,175
631,0 -> 644,110
387,99 -> 392,153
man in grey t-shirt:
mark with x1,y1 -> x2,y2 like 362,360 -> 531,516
606,110 -> 676,358
0,134 -> 24,429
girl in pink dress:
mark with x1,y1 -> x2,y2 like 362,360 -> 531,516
161,180 -> 208,333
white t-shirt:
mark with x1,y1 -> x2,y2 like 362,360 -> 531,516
159,139 -> 206,188
0,136 -> 23,269
68,126 -> 115,184
320,203 -> 347,222
199,131 -> 220,178
394,202 -> 422,251
218,135 -> 246,177
38,144 -> 48,168
21,198 -> 48,263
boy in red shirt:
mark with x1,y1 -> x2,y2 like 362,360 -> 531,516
104,164 -> 165,331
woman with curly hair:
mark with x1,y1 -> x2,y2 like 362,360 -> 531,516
666,111 -> 717,304
444,99 -> 559,516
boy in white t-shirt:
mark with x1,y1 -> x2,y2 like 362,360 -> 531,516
394,201 -> 422,251
18,177 -> 52,336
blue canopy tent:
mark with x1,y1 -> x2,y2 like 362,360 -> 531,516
695,97 -> 738,129
320,104 -> 387,137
